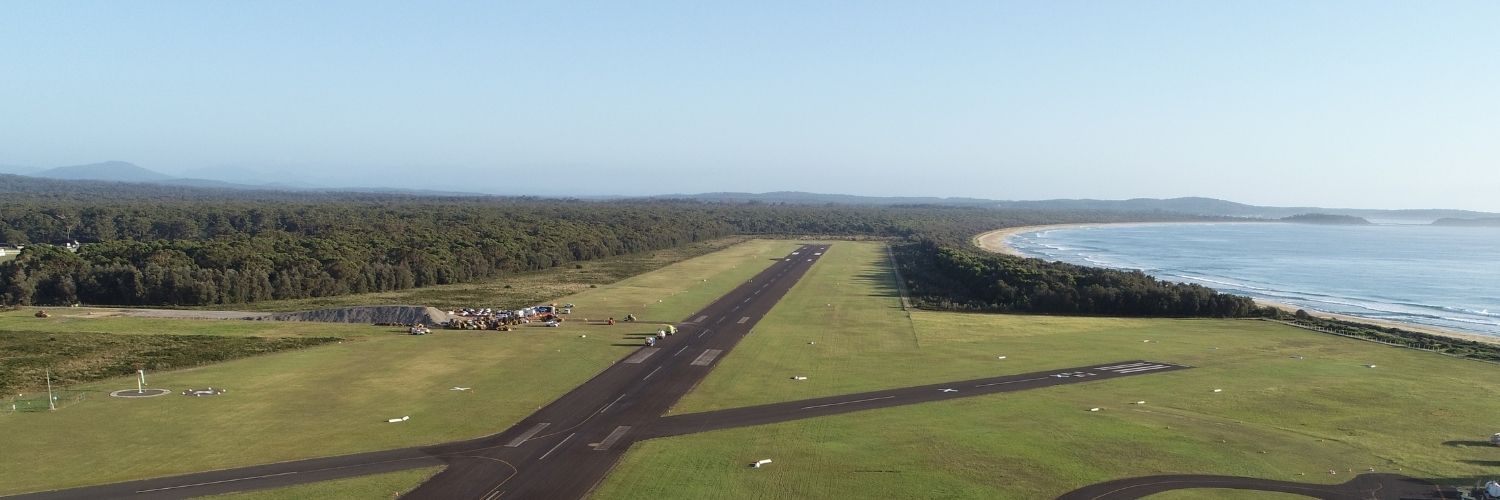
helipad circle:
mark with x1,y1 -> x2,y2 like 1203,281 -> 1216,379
110,388 -> 171,398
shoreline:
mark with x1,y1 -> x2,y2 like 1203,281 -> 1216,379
973,223 -> 1500,346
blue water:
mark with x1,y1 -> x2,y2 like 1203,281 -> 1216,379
1008,223 -> 1500,337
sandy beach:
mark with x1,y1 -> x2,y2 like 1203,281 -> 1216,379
973,223 -> 1500,346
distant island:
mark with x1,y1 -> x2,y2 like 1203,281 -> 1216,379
1280,213 -> 1372,225
1431,217 -> 1500,227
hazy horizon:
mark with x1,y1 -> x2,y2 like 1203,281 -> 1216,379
5,2 -> 1499,211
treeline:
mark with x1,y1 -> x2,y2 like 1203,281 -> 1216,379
1,202 -> 732,306
0,176 -> 1253,317
893,239 -> 1262,317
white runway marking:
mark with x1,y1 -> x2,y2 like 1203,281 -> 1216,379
731,305 -> 740,312
737,316 -> 750,324
693,315 -> 708,323
642,366 -> 662,381
691,349 -> 723,366
716,316 -> 726,324
506,422 -> 551,447
974,377 -> 1048,388
674,346 -> 689,356
623,348 -> 659,364
539,433 -> 576,460
1095,362 -> 1153,371
599,393 -> 627,413
800,396 -> 896,410
1114,365 -> 1172,374
594,426 -> 632,451
698,328 -> 712,338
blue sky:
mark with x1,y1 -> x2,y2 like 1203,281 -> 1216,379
3,2 -> 1498,210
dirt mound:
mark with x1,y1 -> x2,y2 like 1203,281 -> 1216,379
262,306 -> 449,325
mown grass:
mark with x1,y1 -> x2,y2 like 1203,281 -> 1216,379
0,308 -> 374,338
594,241 -> 1500,499
207,466 -> 442,500
218,237 -> 753,312
0,239 -> 801,496
0,330 -> 337,393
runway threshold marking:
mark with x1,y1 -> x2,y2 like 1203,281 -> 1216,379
594,426 -> 631,451
974,377 -> 1048,388
737,316 -> 750,324
800,395 -> 896,410
505,423 -> 551,447
1115,365 -> 1172,374
623,348 -> 660,364
691,349 -> 723,366
538,433 -> 576,460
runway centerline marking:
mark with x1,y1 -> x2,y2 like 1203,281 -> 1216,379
594,426 -> 632,451
697,328 -> 712,338
974,377 -> 1049,388
623,348 -> 659,364
737,316 -> 750,324
674,346 -> 689,357
599,394 -> 627,414
716,316 -> 726,324
538,433 -> 576,461
642,366 -> 663,381
800,395 -> 896,410
691,349 -> 723,366
505,423 -> 551,447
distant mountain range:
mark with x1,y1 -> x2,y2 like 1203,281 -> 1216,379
3,162 -> 1497,223
0,161 -> 486,197
651,192 -> 1497,222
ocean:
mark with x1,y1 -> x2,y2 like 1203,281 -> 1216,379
1006,222 -> 1500,337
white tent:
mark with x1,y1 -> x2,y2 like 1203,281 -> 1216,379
1492,432 -> 1500,446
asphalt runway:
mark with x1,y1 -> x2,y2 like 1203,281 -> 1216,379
7,244 -> 830,500
1056,472 -> 1458,499
9,243 -> 1195,500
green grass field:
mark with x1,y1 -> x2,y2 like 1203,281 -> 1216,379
0,239 -> 801,496
593,241 -> 1500,499
207,467 -> 442,500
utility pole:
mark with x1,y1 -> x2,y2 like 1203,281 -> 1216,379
46,369 -> 56,411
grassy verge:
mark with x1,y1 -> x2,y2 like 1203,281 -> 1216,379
0,239 -> 800,496
217,237 -> 753,312
594,242 -> 1500,499
207,466 -> 442,499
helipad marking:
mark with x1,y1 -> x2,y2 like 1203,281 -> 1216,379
623,348 -> 659,364
691,349 -> 723,366
506,423 -> 551,447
